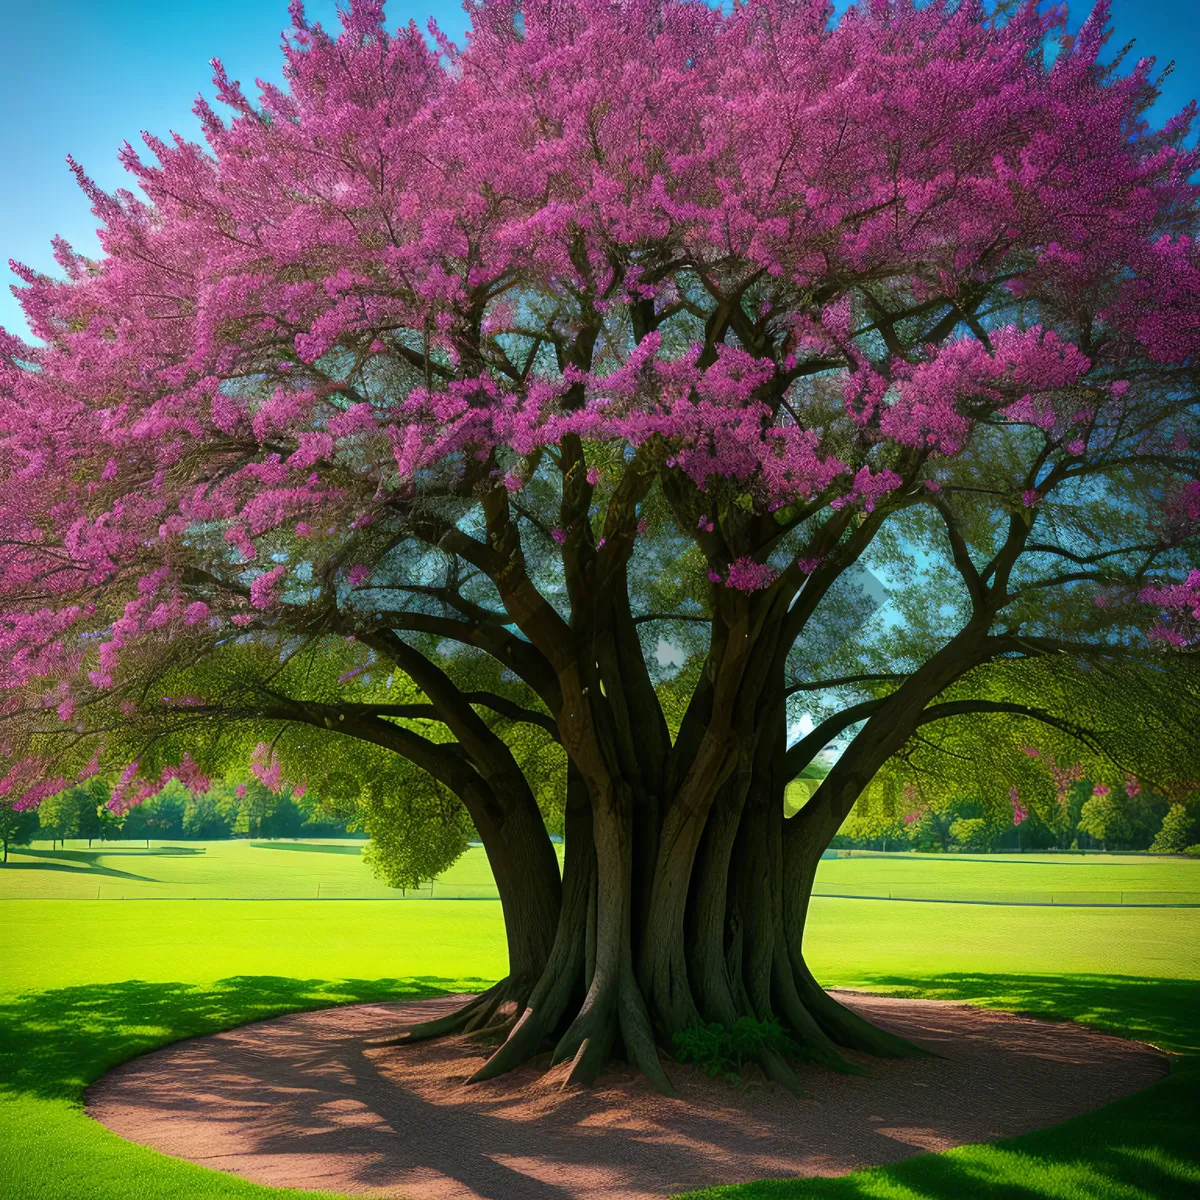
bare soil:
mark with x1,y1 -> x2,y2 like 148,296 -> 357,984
86,990 -> 1168,1199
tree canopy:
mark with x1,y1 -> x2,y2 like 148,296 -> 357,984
2,0 -> 1199,1092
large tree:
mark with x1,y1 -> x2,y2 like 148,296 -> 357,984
2,0 -> 1200,1092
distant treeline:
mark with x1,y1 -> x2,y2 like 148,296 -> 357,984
820,778 -> 1198,855
32,778 -> 364,843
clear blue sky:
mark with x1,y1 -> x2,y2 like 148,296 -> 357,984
1,1 -> 1197,338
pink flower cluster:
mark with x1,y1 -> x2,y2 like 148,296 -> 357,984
0,0 -> 1196,801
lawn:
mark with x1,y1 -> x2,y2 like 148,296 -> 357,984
0,845 -> 1198,1199
0,838 -> 530,900
5,837 -> 1197,903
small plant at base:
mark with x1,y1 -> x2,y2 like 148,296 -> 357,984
672,1017 -> 798,1083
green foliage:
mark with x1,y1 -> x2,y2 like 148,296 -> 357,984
1078,790 -> 1136,849
35,780 -> 109,845
672,1017 -> 797,1082
1152,804 -> 1200,855
948,816 -> 998,852
121,781 -> 188,839
0,797 -> 39,861
360,774 -> 474,889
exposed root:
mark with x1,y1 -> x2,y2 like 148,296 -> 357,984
618,964 -> 675,1096
755,1046 -> 804,1096
772,947 -> 865,1074
793,958 -> 935,1059
461,1015 -> 521,1047
364,985 -> 509,1048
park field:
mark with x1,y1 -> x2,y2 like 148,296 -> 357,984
1,842 -> 1198,1198
5,837 -> 1199,903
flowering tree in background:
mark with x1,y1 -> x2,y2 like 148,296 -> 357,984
3,0 -> 1200,1090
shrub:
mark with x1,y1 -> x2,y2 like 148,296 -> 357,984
672,1017 -> 797,1082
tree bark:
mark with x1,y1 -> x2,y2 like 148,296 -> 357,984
371,607 -> 962,1089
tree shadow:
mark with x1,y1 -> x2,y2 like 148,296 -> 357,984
2,850 -> 158,881
681,1057 -> 1200,1199
0,975 -> 464,1104
678,972 -> 1200,1199
15,847 -> 200,861
3,972 -> 1197,1200
838,971 -> 1200,1055
248,842 -> 364,855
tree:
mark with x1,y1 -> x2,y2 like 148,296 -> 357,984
1077,784 -> 1135,850
36,788 -> 77,849
1151,804 -> 1194,854
1150,785 -> 1200,853
0,797 -> 39,864
37,781 -> 110,847
2,0 -> 1200,1094
121,780 -> 187,840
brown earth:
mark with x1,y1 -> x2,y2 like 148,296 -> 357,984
86,990 -> 1168,1199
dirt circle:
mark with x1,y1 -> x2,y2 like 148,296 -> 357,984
86,991 -> 1167,1199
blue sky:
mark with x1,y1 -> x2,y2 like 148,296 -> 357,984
1,1 -> 1197,338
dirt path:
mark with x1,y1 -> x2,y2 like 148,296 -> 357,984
86,990 -> 1167,1199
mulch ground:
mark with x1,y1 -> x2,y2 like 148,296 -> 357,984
86,990 -> 1168,1199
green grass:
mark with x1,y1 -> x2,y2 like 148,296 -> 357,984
812,851 -> 1200,906
6,837 -> 1196,903
0,847 -> 1197,1199
0,838 -> 535,899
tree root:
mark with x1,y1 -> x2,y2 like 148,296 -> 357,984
772,947 -> 866,1074
793,958 -> 935,1059
365,980 -> 522,1049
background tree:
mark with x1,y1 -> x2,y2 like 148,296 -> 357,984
0,796 -> 40,864
36,780 -> 111,848
1077,784 -> 1135,850
2,0 -> 1200,1094
35,788 -> 77,849
1150,791 -> 1200,853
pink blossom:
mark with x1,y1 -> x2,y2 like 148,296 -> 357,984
183,601 -> 209,626
1009,786 -> 1028,826
249,565 -> 287,610
725,558 -> 779,592
250,742 -> 283,793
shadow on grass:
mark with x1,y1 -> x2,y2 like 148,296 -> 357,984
837,971 -> 1200,1055
0,975 -> 475,1105
2,972 -> 1198,1199
248,842 -> 365,855
13,847 -> 204,860
2,850 -> 158,881
683,972 -> 1200,1200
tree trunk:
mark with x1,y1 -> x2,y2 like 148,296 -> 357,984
368,593 -> 987,1092
373,676 -> 926,1094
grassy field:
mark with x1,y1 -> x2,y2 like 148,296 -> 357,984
1,842 -> 1198,1199
5,837 -> 1198,903
0,838 -> 522,899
